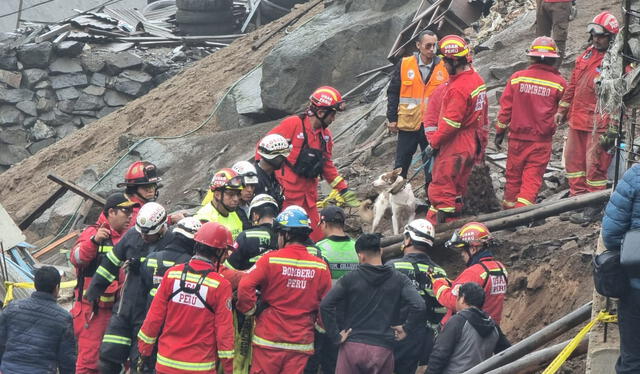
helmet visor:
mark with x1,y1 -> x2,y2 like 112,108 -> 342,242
226,175 -> 244,190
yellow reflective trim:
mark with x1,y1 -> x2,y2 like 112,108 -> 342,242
496,121 -> 508,129
516,197 -> 534,206
96,266 -> 116,283
268,257 -> 327,270
502,200 -> 516,208
330,176 -> 344,188
103,334 -> 131,345
157,353 -> 215,371
586,179 -> 608,187
511,77 -> 564,92
443,117 -> 461,128
392,262 -> 414,270
100,295 -> 115,303
438,207 -> 456,213
98,245 -> 113,253
559,101 -> 570,107
150,288 -> 157,297
480,272 -> 488,279
566,171 -> 586,178
217,350 -> 234,359
252,335 -> 314,352
245,232 -> 271,239
435,285 -> 449,299
223,259 -> 238,270
146,258 -> 158,268
167,271 -> 220,288
137,329 -> 157,345
163,260 -> 175,267
106,251 -> 122,267
470,84 -> 487,98
460,224 -> 488,236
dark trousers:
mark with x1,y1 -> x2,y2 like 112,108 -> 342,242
336,342 -> 394,374
393,326 -> 434,374
535,1 -> 571,58
99,313 -> 145,373
616,288 -> 640,373
394,126 -> 429,183
304,331 -> 338,374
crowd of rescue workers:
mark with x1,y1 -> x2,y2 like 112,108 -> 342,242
0,8 -> 624,374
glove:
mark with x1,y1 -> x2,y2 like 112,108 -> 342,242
137,355 -> 153,373
599,125 -> 624,151
424,145 -> 436,159
494,131 -> 506,150
339,188 -> 360,207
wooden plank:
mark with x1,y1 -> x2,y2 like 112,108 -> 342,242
18,186 -> 68,231
35,24 -> 72,43
32,231 -> 79,259
47,174 -> 106,206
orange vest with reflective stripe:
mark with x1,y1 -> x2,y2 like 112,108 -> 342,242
398,55 -> 449,131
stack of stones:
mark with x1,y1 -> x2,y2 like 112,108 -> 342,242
0,40 -> 181,172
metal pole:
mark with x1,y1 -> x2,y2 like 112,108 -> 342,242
15,0 -> 23,29
613,0 -> 633,188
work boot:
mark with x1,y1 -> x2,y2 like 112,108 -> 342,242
569,206 -> 603,225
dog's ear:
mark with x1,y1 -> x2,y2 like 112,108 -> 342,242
392,168 -> 402,176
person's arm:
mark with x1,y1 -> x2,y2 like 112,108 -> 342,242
386,62 -> 402,123
426,314 -> 466,374
322,134 -> 349,192
602,168 -> 639,250
427,88 -> 467,149
433,268 -> 482,313
57,315 -> 77,374
85,233 -> 128,302
69,226 -> 99,268
137,270 -> 172,357
399,273 -> 427,332
557,60 -> 580,117
214,280 -> 235,374
494,325 -> 511,353
236,256 -> 269,314
320,276 -> 349,344
0,304 -> 11,363
423,84 -> 446,136
224,233 -> 249,271
496,75 -> 515,132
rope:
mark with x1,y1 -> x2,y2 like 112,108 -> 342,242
4,280 -> 76,306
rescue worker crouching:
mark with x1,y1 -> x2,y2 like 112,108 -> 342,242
138,222 -> 235,374
237,207 -> 332,374
386,219 -> 448,374
85,202 -> 173,374
195,168 -> 245,239
70,193 -> 139,374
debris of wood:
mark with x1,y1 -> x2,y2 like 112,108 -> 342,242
18,186 -> 68,231
32,231 -> 79,259
47,174 -> 106,206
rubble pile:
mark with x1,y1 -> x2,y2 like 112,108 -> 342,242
474,0 -> 535,44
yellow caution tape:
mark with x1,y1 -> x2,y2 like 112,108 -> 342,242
542,310 -> 618,374
317,189 -> 346,208
4,280 -> 77,306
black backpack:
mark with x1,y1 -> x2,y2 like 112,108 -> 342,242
291,116 -> 326,179
168,264 -> 215,313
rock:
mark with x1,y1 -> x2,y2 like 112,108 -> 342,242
143,59 -> 171,75
51,108 -> 74,126
0,88 -> 34,104
49,58 -> 84,74
97,106 -> 121,117
81,116 -> 97,126
560,240 -> 579,252
104,52 -> 143,75
51,73 -> 88,89
112,77 -> 151,97
72,117 -> 82,126
488,60 -> 529,83
526,266 -> 547,290
89,73 -> 107,87
30,120 -> 56,141
34,80 -> 51,89
23,117 -> 37,128
232,67 -> 264,115
120,70 -> 153,84
55,123 -> 78,139
28,138 -> 57,154
55,41 -> 84,57
57,100 -> 76,114
17,42 -> 53,68
38,111 -> 55,124
36,90 -> 56,113
36,89 -> 54,99
73,110 -> 97,117
74,93 -> 104,111
16,101 -> 37,116
0,69 -> 22,88
81,53 -> 105,73
83,85 -> 106,96
55,87 -> 80,101
0,52 -> 17,70
23,68 -> 48,88
0,126 -> 28,145
0,144 -> 30,166
153,71 -> 176,86
0,105 -> 24,126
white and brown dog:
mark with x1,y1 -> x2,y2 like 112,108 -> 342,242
365,168 -> 416,235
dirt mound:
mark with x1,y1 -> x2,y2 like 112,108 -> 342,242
0,2 -> 322,221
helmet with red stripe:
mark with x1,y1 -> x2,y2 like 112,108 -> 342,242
587,11 -> 619,35
439,35 -> 470,60
526,36 -> 560,59
309,86 -> 345,112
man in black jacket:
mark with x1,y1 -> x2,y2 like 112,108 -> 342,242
320,233 -> 426,374
0,266 -> 76,374
427,283 -> 510,374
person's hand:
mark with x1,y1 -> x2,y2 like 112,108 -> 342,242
339,328 -> 352,344
392,325 -> 407,341
599,125 -> 624,151
137,355 -> 153,372
387,121 -> 398,133
339,188 -> 360,207
169,212 -> 186,225
554,112 -> 565,126
424,145 -> 437,159
494,131 -> 506,150
93,225 -> 111,244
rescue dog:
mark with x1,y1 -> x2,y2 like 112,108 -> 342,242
369,168 -> 416,235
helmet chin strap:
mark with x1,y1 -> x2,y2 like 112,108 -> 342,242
309,106 -> 332,129
217,191 -> 235,215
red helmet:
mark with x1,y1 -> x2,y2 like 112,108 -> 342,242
117,161 -> 161,187
439,35 -> 470,60
210,168 -> 244,191
309,86 -> 345,111
527,36 -> 560,58
588,11 -> 619,35
445,222 -> 492,250
194,222 -> 233,249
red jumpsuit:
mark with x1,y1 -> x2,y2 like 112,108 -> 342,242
138,259 -> 235,374
433,256 -> 508,325
237,243 -> 332,374
497,63 -> 567,208
558,46 -> 612,195
423,83 -> 448,138
70,214 -> 124,374
259,116 -> 348,242
426,69 -> 488,225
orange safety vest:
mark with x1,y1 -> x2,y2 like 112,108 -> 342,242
398,55 -> 449,131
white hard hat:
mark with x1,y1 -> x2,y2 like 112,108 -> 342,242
257,134 -> 291,160
404,219 -> 435,247
173,216 -> 202,239
232,161 -> 259,185
249,194 -> 279,216
136,202 -> 167,235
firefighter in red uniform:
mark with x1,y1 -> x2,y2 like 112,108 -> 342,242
426,35 -> 488,225
70,193 -> 139,374
138,222 -> 235,373
432,222 -> 508,325
554,12 -> 619,221
495,36 -> 567,209
258,86 -> 358,242
237,207 -> 332,374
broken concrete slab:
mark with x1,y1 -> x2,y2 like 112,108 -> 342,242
16,101 -> 38,117
55,86 -> 80,101
17,42 -> 53,68
0,88 -> 34,104
0,105 -> 24,126
30,120 -> 56,141
23,68 -> 49,88
51,73 -> 89,89
0,69 -> 22,89
55,41 -> 85,57
49,58 -> 84,74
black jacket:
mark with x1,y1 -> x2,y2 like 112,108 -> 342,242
225,223 -> 278,271
0,292 -> 76,374
320,263 -> 426,349
254,160 -> 284,208
427,307 -> 510,374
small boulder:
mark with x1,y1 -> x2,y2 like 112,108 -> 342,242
81,53 -> 105,73
0,69 -> 22,88
74,93 -> 105,111
0,88 -> 34,104
23,69 -> 48,88
89,73 -> 107,87
0,126 -> 28,145
49,58 -> 84,74
0,105 -> 24,126
30,120 -> 56,141
51,73 -> 88,89
16,101 -> 38,116
83,85 -> 106,96
28,138 -> 56,154
55,41 -> 85,57
17,42 -> 53,68
55,87 -> 80,101
0,144 -> 30,166
104,52 -> 143,75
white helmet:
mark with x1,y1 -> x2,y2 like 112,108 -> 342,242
173,217 -> 202,239
404,219 -> 435,248
257,134 -> 291,160
232,161 -> 259,185
249,194 -> 279,216
136,202 -> 167,235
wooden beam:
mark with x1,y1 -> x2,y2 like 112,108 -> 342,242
47,174 -> 106,206
32,231 -> 79,259
18,186 -> 68,231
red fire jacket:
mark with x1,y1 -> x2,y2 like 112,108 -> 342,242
423,82 -> 448,138
433,257 -> 508,325
138,258 -> 234,374
497,63 -> 567,142
558,46 -> 608,132
427,69 -> 487,157
257,115 -> 348,208
236,243 -> 332,354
